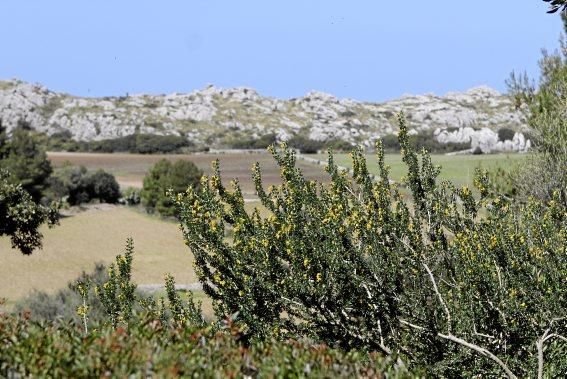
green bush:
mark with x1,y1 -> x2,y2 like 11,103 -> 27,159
120,187 -> 141,205
380,131 -> 469,153
1,236 -> 408,376
506,11 -> 567,205
229,133 -> 277,149
88,133 -> 192,154
287,135 -> 325,153
381,133 -> 401,151
46,164 -> 121,205
498,127 -> 516,142
141,159 -> 203,217
88,170 -> 121,203
325,139 -> 354,152
133,134 -> 192,154
175,115 -> 566,377
1,240 -> 410,378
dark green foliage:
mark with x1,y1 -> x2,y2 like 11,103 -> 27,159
0,170 -> 59,255
380,131 -> 469,153
381,133 -> 402,151
89,133 -> 191,154
15,264 -> 109,324
51,165 -> 90,205
498,127 -> 516,141
229,133 -> 277,149
410,131 -> 470,153
141,159 -> 202,217
132,134 -> 192,154
0,122 -> 53,202
287,135 -> 325,153
120,187 -> 141,205
46,164 -> 121,205
325,138 -> 354,152
88,170 -> 121,203
41,133 -> 193,154
176,115 -> 566,377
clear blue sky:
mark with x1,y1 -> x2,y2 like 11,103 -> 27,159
0,1 -> 564,102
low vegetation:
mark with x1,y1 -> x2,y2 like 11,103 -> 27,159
37,131 -> 198,154
2,240 -> 412,377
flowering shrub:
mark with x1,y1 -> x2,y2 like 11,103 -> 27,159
176,114 -> 566,377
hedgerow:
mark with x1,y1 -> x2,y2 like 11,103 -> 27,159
176,113 -> 566,377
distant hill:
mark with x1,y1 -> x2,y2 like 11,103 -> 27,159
0,79 -> 529,152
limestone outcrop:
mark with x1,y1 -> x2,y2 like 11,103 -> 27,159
0,79 -> 529,152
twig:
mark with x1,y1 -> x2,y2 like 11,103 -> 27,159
422,262 -> 451,334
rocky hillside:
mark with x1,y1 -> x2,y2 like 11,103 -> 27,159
0,79 -> 529,152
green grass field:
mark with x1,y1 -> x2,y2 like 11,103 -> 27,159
315,152 -> 527,188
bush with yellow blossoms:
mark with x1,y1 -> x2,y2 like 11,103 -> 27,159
176,114 -> 566,378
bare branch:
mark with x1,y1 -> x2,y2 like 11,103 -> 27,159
400,319 -> 425,331
400,320 -> 516,378
538,324 -> 567,379
545,334 -> 567,343
438,332 -> 517,379
422,262 -> 451,334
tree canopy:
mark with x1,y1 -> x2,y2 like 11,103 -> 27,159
0,170 -> 58,254
141,159 -> 203,217
0,121 -> 52,202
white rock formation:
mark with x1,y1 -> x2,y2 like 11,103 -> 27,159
0,79 -> 528,152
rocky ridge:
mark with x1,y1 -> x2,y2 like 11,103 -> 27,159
0,79 -> 529,152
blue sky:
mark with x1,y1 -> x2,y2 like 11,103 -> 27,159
0,1 -> 564,102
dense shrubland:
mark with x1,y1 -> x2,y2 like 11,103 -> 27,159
176,115 -> 566,377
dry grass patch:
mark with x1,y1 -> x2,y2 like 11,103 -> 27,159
0,207 -> 197,303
